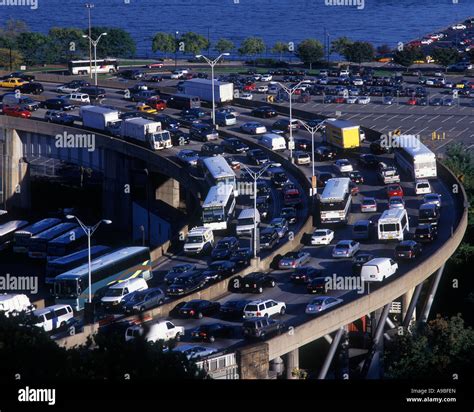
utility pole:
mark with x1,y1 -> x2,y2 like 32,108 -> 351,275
85,3 -> 95,79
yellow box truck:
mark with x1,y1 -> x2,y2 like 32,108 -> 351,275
324,119 -> 361,149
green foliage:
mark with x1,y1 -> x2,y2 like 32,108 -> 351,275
16,32 -> 55,65
393,46 -> 424,67
330,37 -> 353,55
385,315 -> 474,379
214,38 -> 235,54
90,27 -> 136,58
376,44 -> 392,55
342,41 -> 375,64
238,37 -> 266,56
179,32 -> 210,55
152,32 -> 176,55
296,39 -> 324,69
432,47 -> 459,69
272,41 -> 289,60
0,48 -> 23,69
48,27 -> 88,63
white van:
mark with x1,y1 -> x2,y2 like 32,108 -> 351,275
183,226 -> 214,255
236,208 -> 260,236
377,208 -> 409,241
360,257 -> 398,282
101,278 -> 148,308
33,304 -> 74,332
258,133 -> 287,151
63,93 -> 90,104
0,294 -> 34,317
415,179 -> 431,195
125,320 -> 185,343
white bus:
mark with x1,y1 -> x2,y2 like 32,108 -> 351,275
393,134 -> 437,180
319,178 -> 351,224
68,59 -> 118,76
203,156 -> 238,196
377,208 -> 409,241
202,184 -> 236,231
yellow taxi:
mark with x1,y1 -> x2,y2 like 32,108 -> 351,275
136,103 -> 157,114
0,77 -> 28,88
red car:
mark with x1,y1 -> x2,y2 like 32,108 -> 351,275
407,97 -> 417,105
147,62 -> 164,69
146,98 -> 167,111
3,107 -> 31,119
243,83 -> 256,91
387,184 -> 404,198
334,96 -> 345,104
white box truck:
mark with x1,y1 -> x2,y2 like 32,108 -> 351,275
182,79 -> 234,103
81,105 -> 121,134
120,117 -> 172,150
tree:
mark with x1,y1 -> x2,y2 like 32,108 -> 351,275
272,41 -> 289,61
179,32 -> 209,56
0,48 -> 23,70
385,315 -> 474,379
342,41 -> 375,65
90,27 -> 136,58
214,38 -> 234,54
432,47 -> 459,72
393,46 -> 424,69
331,36 -> 353,55
48,27 -> 88,63
238,36 -> 265,56
296,39 -> 324,70
0,18 -> 28,44
16,32 -> 55,65
376,44 -> 392,56
151,32 -> 175,56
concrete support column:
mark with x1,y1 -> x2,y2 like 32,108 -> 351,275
403,283 -> 423,329
402,287 -> 415,324
285,348 -> 299,379
156,178 -> 180,209
420,264 -> 445,323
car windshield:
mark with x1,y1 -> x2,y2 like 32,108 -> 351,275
354,225 -> 367,232
416,227 -> 430,235
105,288 -> 124,297
187,235 -> 204,243
420,209 -> 435,218
381,223 -> 398,232
314,230 -> 327,236
336,244 -> 350,249
397,245 -> 412,251
363,200 -> 375,205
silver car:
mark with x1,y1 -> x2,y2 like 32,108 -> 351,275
332,240 -> 360,258
305,296 -> 343,314
278,251 -> 311,269
269,218 -> 289,239
423,193 -> 442,208
240,122 -> 267,135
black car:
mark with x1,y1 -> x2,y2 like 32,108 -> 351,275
242,317 -> 283,339
178,299 -> 221,319
230,248 -> 252,267
370,140 -> 390,155
250,106 -> 278,118
256,180 -> 272,201
155,114 -> 181,131
271,119 -> 299,135
259,228 -> 279,250
418,204 -> 440,226
18,82 -> 44,95
170,130 -> 190,146
166,271 -> 207,297
414,223 -> 438,243
345,170 -> 364,184
233,272 -> 276,294
211,237 -> 239,260
203,260 -> 237,282
395,240 -> 422,260
180,108 -> 206,118
4,72 -> 35,82
44,110 -> 75,125
121,287 -> 165,313
294,138 -> 310,151
78,86 -> 106,100
120,69 -> 144,80
221,138 -> 249,154
191,323 -> 234,342
247,149 -> 270,165
41,98 -> 74,111
164,263 -> 197,285
256,196 -> 270,220
352,253 -> 374,276
358,154 -> 378,168
306,277 -> 328,294
128,90 -> 159,102
267,167 -> 289,188
315,146 -> 337,161
280,206 -> 297,224
317,172 -> 334,187
190,123 -> 219,142
200,142 -> 226,157
290,267 -> 322,284
219,299 -> 249,319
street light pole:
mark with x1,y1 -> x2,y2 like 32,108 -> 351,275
195,53 -> 230,125
276,81 -> 304,160
240,163 -> 271,259
85,3 -> 94,80
175,31 -> 179,70
82,32 -> 107,87
66,215 -> 111,308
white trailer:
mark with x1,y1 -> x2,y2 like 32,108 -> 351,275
120,117 -> 171,150
182,79 -> 234,103
81,105 -> 121,133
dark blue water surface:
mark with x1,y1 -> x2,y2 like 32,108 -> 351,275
1,0 -> 474,57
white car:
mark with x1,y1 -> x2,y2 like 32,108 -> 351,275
173,345 -> 218,360
388,196 -> 405,209
421,38 -> 433,45
335,159 -> 353,173
170,69 -> 188,79
56,85 -> 79,94
243,299 -> 286,318
311,228 -> 334,245
423,193 -> 442,208
332,240 -> 360,258
62,93 -> 90,104
357,96 -> 371,104
352,78 -> 364,86
361,197 -> 377,213
415,179 -> 431,195
241,92 -> 253,100
305,296 -> 343,314
257,85 -> 269,93
346,96 -> 358,104
293,151 -> 311,165
452,24 -> 466,30
240,122 -> 267,134
260,74 -> 273,81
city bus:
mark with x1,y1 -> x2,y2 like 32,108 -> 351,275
393,134 -> 437,180
46,226 -> 88,261
377,208 -> 409,241
203,156 -> 238,196
68,59 -> 119,76
53,246 -> 152,311
45,245 -> 111,282
28,222 -> 78,259
0,220 -> 29,251
319,178 -> 351,224
13,218 -> 62,254
202,184 -> 236,230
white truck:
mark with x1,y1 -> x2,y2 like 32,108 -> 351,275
120,117 -> 172,150
81,105 -> 121,134
182,79 -> 234,104
0,294 -> 35,317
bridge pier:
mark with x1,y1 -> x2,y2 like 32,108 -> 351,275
403,283 -> 423,329
318,327 -> 344,379
156,178 -> 180,209
0,127 -> 31,210
285,348 -> 299,379
420,264 -> 445,323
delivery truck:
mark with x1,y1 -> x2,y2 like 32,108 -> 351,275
323,119 -> 361,150
81,105 -> 121,133
182,79 -> 234,104
120,117 -> 172,150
